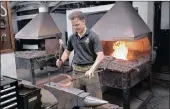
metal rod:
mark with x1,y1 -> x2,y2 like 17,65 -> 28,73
0,86 -> 16,93
35,55 -> 56,62
59,42 -> 65,74
45,103 -> 58,109
48,73 -> 51,85
72,69 -> 103,80
59,44 -> 62,60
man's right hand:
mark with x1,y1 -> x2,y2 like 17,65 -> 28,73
59,39 -> 64,45
56,59 -> 64,68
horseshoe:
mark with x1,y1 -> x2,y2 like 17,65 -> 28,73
1,3 -> 7,17
57,69 -> 103,87
57,74 -> 72,87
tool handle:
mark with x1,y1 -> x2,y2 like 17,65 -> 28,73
72,69 -> 103,80
48,73 -> 51,85
58,44 -> 62,60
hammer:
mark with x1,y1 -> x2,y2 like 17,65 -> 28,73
48,39 -> 64,85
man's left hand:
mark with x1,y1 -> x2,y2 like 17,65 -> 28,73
85,70 -> 94,79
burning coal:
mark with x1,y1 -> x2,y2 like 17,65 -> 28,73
112,41 -> 128,60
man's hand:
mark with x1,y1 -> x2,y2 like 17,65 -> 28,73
56,59 -> 63,68
85,69 -> 94,79
59,39 -> 64,45
84,51 -> 104,79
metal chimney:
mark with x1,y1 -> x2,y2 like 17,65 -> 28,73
91,1 -> 152,41
15,3 -> 61,39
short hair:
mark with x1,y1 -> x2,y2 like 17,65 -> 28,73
68,11 -> 85,20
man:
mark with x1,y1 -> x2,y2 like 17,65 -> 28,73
56,11 -> 104,99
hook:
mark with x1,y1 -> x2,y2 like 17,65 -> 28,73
1,33 -> 7,43
1,3 -> 7,17
0,18 -> 7,28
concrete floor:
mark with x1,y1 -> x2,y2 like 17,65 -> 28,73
144,83 -> 169,109
16,66 -> 169,109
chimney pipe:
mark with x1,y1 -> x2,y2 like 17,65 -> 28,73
39,3 -> 49,13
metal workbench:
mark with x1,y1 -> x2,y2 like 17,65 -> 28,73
15,50 -> 57,85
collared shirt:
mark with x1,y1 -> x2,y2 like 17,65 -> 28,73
66,28 -> 103,66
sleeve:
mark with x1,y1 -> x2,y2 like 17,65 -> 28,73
66,35 -> 74,51
93,34 -> 103,53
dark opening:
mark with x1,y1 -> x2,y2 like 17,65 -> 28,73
17,19 -> 32,31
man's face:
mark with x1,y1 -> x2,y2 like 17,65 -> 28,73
71,18 -> 86,33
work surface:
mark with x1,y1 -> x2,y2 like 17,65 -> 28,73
99,53 -> 150,73
15,50 -> 56,69
15,51 -> 48,59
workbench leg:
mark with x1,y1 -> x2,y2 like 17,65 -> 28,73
30,61 -> 36,85
123,88 -> 130,109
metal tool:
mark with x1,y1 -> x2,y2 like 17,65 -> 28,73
72,69 -> 103,81
44,82 -> 118,109
58,39 -> 65,73
48,73 -> 50,85
46,39 -> 63,86
58,40 -> 63,60
57,69 -> 103,87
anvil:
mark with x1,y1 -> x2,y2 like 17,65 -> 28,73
44,82 -> 120,109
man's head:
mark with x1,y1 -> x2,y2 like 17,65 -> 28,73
69,11 -> 86,34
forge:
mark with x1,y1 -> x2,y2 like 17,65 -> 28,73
91,2 -> 153,109
97,37 -> 152,109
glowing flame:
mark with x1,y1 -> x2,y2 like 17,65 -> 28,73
112,41 -> 128,60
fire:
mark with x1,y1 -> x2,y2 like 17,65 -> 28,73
112,41 -> 128,60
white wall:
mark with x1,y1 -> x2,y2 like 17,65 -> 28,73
50,13 -> 67,44
133,2 -> 154,31
161,1 -> 169,29
1,11 -> 18,78
1,52 -> 17,78
11,13 -> 18,34
66,2 -> 154,65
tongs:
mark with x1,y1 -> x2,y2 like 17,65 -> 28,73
57,69 -> 103,87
